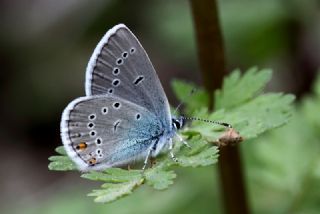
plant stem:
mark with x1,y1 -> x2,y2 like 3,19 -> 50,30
189,0 -> 250,213
189,0 -> 225,109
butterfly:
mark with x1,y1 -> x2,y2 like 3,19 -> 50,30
60,24 -> 232,171
60,24 -> 190,171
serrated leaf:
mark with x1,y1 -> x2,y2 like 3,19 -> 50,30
178,146 -> 219,167
180,136 -> 209,156
184,69 -> 294,141
48,155 -> 77,171
145,167 -> 176,190
227,93 -> 295,139
245,107 -> 320,212
171,79 -> 208,113
88,178 -> 143,203
188,93 -> 294,141
185,108 -> 233,142
81,168 -> 141,183
55,146 -> 67,155
215,67 -> 272,109
172,136 -> 219,167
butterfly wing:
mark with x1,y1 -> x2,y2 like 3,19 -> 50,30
85,24 -> 171,129
61,95 -> 164,171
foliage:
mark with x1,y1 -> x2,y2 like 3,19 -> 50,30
244,72 -> 320,213
48,68 -> 294,203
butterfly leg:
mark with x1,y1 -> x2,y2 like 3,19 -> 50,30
169,139 -> 178,162
142,138 -> 159,171
175,133 -> 191,149
142,148 -> 152,171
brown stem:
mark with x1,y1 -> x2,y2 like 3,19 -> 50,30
189,0 -> 225,109
189,0 -> 250,213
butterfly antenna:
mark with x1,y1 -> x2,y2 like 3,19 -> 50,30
174,88 -> 197,115
182,116 -> 232,128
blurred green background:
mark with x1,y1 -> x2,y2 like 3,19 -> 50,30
1,0 -> 319,213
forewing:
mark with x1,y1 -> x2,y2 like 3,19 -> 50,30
60,95 -> 163,171
85,24 -> 171,127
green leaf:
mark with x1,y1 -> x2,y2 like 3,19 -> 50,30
145,167 -> 176,190
178,146 -> 219,167
189,93 -> 294,141
243,83 -> 320,212
172,135 -> 219,167
55,146 -> 67,155
182,69 -> 294,141
83,169 -> 144,203
81,168 -> 142,183
171,79 -> 208,113
183,108 -> 230,142
48,146 -> 77,171
48,155 -> 77,171
224,93 -> 295,139
215,67 -> 272,109
180,135 -> 209,156
88,178 -> 143,203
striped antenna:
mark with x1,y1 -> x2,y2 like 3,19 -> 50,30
182,116 -> 232,128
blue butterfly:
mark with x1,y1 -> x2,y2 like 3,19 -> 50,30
60,24 -> 230,171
